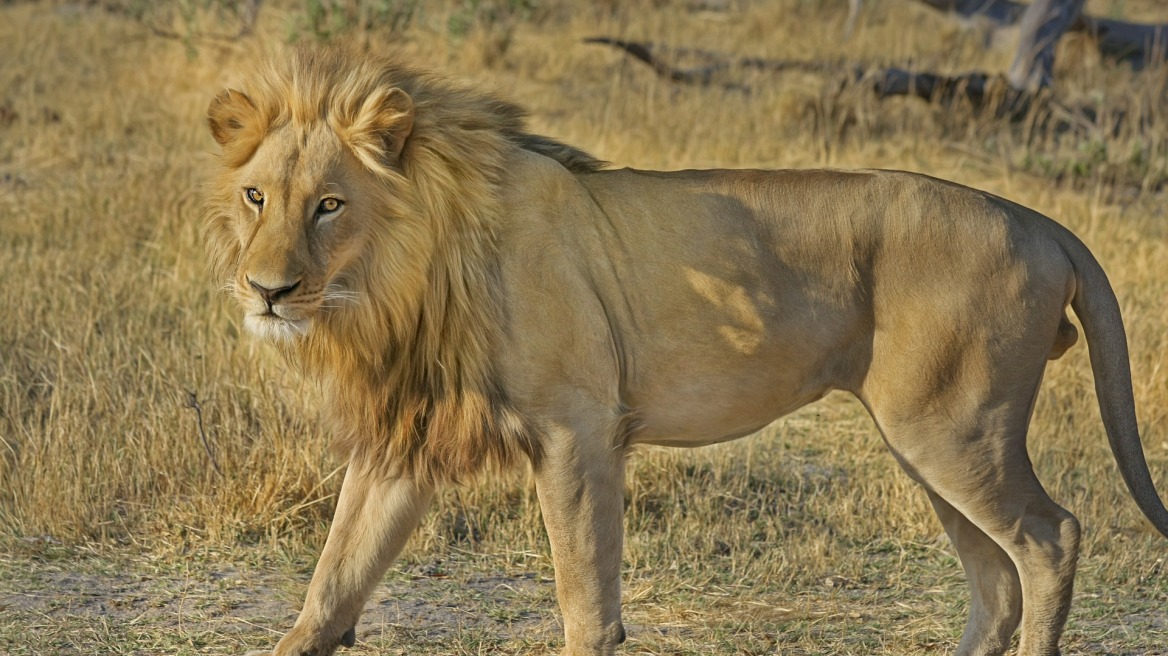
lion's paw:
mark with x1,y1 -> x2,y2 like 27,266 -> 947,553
244,626 -> 355,656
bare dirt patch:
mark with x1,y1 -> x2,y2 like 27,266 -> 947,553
3,541 -> 1166,655
0,548 -> 566,655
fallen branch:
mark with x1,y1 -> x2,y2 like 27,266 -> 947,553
587,37 -> 1124,132
868,68 -> 1033,118
583,37 -> 727,85
584,37 -> 853,90
588,37 -> 1026,110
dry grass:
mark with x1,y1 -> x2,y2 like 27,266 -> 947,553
1,1 -> 1166,654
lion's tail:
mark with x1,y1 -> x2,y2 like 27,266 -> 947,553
1060,231 -> 1168,538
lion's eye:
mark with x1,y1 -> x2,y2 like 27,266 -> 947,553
246,188 -> 264,205
318,197 -> 343,214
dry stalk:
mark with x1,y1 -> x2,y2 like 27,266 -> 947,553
184,390 -> 223,477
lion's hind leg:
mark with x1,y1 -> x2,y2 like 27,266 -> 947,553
925,491 -> 1022,656
869,390 -> 1081,656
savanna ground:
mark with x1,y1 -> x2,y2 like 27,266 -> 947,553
1,0 -> 1167,654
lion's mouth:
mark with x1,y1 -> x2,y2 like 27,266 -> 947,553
244,311 -> 310,341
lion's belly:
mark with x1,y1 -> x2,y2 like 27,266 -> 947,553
623,341 -> 837,447
630,394 -> 825,447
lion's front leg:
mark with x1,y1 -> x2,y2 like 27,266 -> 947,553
262,460 -> 434,656
535,429 -> 627,656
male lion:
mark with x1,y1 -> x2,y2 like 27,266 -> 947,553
204,47 -> 1168,656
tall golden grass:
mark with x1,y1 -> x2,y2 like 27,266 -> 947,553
0,0 -> 1165,651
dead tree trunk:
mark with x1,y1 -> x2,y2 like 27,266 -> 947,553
1007,0 -> 1085,90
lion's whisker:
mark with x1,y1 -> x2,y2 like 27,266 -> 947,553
323,284 -> 365,306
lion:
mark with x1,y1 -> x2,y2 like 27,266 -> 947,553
203,46 -> 1168,656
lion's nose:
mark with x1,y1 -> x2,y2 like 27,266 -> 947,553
247,277 -> 301,306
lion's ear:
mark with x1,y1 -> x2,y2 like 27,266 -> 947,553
345,87 -> 414,171
208,89 -> 264,165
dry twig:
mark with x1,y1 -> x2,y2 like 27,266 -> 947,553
184,390 -> 223,477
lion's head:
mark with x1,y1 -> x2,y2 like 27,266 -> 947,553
203,52 -> 429,346
202,48 -> 600,480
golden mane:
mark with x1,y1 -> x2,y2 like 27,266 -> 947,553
204,47 -> 604,482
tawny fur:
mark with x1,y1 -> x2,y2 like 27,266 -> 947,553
205,46 -> 1167,656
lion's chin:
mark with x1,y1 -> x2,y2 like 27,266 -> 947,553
244,314 -> 311,342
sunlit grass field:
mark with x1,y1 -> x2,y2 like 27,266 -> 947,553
1,1 -> 1166,654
